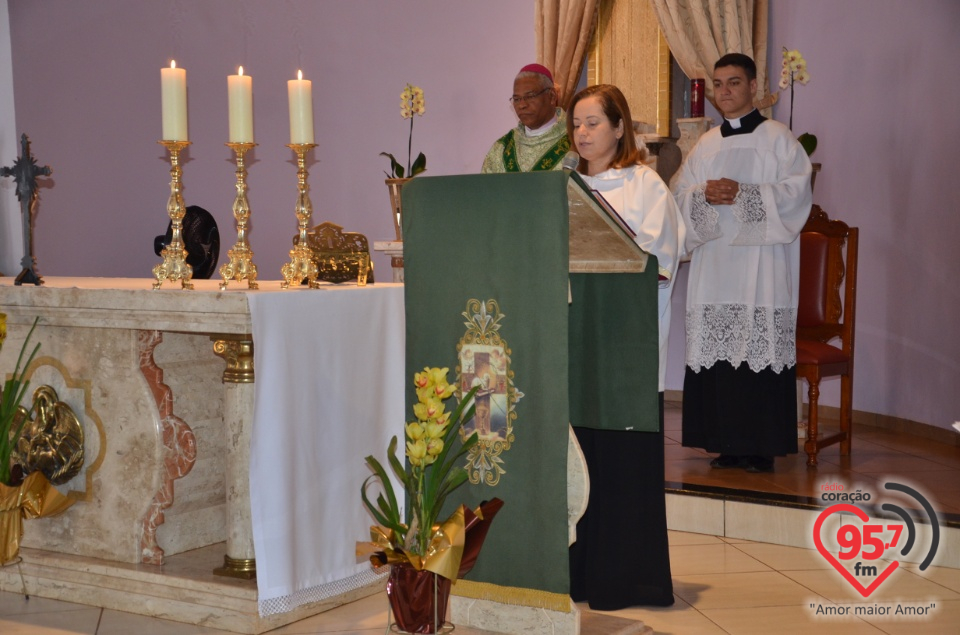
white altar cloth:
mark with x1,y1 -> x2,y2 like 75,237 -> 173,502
247,284 -> 405,615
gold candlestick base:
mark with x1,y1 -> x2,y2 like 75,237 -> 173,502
219,142 -> 259,290
153,140 -> 194,290
213,554 -> 257,580
281,143 -> 320,289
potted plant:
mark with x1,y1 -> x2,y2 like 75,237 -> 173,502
381,83 -> 427,240
0,315 -> 73,564
779,48 -> 816,154
362,366 -> 502,633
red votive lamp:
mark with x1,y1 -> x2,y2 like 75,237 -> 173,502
691,79 -> 705,118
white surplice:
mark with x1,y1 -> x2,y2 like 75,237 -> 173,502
673,114 -> 812,374
582,163 -> 684,391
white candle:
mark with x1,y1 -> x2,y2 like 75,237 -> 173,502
161,60 -> 188,141
287,70 -> 314,144
228,66 -> 254,143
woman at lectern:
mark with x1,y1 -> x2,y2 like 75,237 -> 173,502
566,84 -> 682,609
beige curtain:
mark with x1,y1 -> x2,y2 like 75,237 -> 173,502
650,0 -> 768,109
535,0 -> 600,109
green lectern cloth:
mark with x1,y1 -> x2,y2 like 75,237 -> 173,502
401,171 -> 658,608
568,270 -> 659,433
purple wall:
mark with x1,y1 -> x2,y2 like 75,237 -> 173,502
7,0 -> 531,280
8,1 -> 960,431
767,0 -> 960,430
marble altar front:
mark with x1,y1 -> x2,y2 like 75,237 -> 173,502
0,277 -> 403,634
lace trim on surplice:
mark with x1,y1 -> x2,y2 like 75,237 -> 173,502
685,303 -> 796,373
689,185 -> 722,243
731,184 -> 766,245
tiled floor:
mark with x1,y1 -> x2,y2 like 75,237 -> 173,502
3,529 -> 960,634
2,401 -> 958,634
662,401 -> 960,519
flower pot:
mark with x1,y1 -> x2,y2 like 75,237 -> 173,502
386,564 -> 452,634
385,178 -> 411,241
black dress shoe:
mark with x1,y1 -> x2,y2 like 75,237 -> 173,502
709,455 -> 743,469
744,456 -> 774,473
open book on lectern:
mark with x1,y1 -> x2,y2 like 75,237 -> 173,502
565,170 -> 649,274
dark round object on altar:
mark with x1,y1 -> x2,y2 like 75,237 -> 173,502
153,205 -> 220,279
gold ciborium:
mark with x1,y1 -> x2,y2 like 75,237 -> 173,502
219,142 -> 259,290
280,143 -> 320,289
153,140 -> 194,290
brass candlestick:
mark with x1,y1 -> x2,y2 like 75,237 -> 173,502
219,142 -> 259,290
280,143 -> 320,289
153,140 -> 194,290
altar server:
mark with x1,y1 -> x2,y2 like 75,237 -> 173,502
674,53 -> 813,474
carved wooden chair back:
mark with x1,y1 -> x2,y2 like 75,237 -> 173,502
796,205 -> 859,466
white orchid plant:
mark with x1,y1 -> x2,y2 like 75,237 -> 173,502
381,83 -> 427,179
779,48 -> 817,156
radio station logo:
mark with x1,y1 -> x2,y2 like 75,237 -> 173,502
813,481 -> 940,598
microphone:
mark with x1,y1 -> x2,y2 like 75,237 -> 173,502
561,150 -> 580,171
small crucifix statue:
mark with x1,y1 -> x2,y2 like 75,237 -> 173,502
1,133 -> 52,285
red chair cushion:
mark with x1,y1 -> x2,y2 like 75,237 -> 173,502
796,339 -> 848,365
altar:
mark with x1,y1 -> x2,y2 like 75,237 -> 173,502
0,277 -> 405,634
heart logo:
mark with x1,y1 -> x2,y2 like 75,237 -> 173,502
813,503 -> 899,598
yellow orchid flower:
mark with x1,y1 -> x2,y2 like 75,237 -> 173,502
406,421 -> 425,441
415,386 -> 432,403
425,420 -> 446,439
426,367 -> 449,385
432,381 -> 456,400
410,86 -> 426,116
414,397 -> 445,422
426,438 -> 444,457
406,438 -> 427,465
414,371 -> 432,393
0,313 -> 6,349
400,84 -> 425,120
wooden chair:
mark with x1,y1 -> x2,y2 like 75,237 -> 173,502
796,205 -> 858,466
295,222 -> 374,285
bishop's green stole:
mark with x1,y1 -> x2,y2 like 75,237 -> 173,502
500,130 -> 571,172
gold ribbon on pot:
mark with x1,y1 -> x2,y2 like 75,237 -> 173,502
366,504 -> 467,581
0,471 -> 74,564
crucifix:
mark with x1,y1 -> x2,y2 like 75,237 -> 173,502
1,133 -> 52,285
